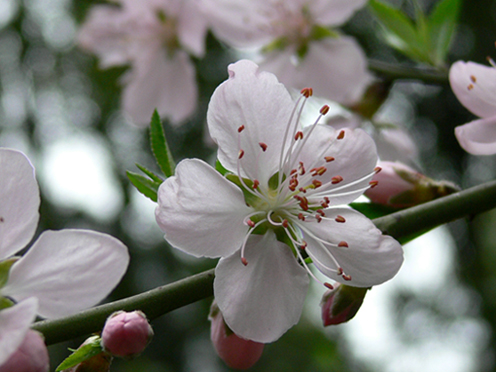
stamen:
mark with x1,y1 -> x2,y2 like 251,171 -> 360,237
241,257 -> 248,266
320,105 -> 330,115
238,149 -> 244,159
295,131 -> 304,140
467,84 -> 474,91
342,274 -> 352,281
312,179 -> 322,188
259,142 -> 268,151
331,176 -> 343,184
252,180 -> 260,189
335,215 -> 346,223
298,213 -> 305,221
338,241 -> 348,248
337,130 -> 345,140
246,219 -> 255,228
324,282 -> 334,290
369,180 -> 378,188
238,125 -> 245,133
470,75 -> 477,83
300,87 -> 313,97
316,209 -> 325,216
374,166 -> 382,174
325,156 -> 335,162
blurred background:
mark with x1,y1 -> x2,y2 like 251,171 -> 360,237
1,0 -> 496,370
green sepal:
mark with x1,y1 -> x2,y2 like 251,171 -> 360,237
149,109 -> 175,178
350,202 -> 399,219
215,160 -> 230,176
330,285 -> 368,318
126,171 -> 160,202
0,257 -> 19,289
0,297 -> 15,310
261,37 -> 289,54
310,24 -> 339,41
56,336 -> 104,371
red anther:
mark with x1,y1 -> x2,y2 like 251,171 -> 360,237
317,209 -> 325,216
337,267 -> 344,275
470,75 -> 477,83
320,105 -> 330,115
335,215 -> 346,223
298,213 -> 305,221
299,201 -> 309,211
467,84 -> 474,90
290,169 -> 297,176
289,178 -> 298,191
238,149 -> 244,159
300,87 -> 313,97
259,142 -> 268,152
312,166 -> 327,176
369,180 -> 379,188
238,125 -> 245,133
342,274 -> 352,281
321,201 -> 329,208
282,219 -> 289,228
316,215 -> 322,223
337,130 -> 345,140
246,219 -> 255,228
300,240 -> 307,250
298,187 -> 307,193
324,282 -> 334,290
331,176 -> 343,184
294,131 -> 304,140
374,166 -> 382,174
298,162 -> 306,175
252,180 -> 260,189
325,156 -> 335,162
312,179 -> 322,188
338,241 -> 349,248
324,197 -> 330,204
241,257 -> 248,266
294,195 -> 303,201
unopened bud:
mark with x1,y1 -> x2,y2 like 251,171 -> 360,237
209,302 -> 264,370
320,284 -> 368,326
365,161 -> 459,208
101,311 -> 153,359
0,330 -> 49,372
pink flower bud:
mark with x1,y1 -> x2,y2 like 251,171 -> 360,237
0,330 -> 49,372
101,311 -> 153,358
320,284 -> 368,326
209,302 -> 264,370
365,161 -> 458,208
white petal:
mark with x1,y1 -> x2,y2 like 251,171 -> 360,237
199,0 -> 273,48
449,61 -> 496,118
155,159 -> 252,258
455,116 -> 496,155
298,126 -> 378,205
0,298 -> 38,365
122,49 -> 197,125
0,148 -> 39,260
214,232 -> 309,343
304,208 -> 403,287
177,0 -> 208,57
309,0 -> 368,26
3,230 -> 129,319
207,60 -> 295,184
261,36 -> 373,105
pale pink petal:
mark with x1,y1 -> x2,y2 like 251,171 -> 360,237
260,36 -> 373,105
455,116 -> 496,155
178,0 -> 208,57
207,60 -> 295,184
155,159 -> 252,258
199,0 -> 273,48
449,61 -> 496,118
303,208 -> 403,287
309,0 -> 368,26
214,232 -> 309,343
3,230 -> 129,319
297,126 -> 378,205
0,298 -> 38,365
122,49 -> 197,125
0,148 -> 39,260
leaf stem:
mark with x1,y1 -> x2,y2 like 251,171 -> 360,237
368,59 -> 449,84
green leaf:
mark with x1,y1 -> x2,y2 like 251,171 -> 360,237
56,336 -> 103,371
135,163 -> 163,183
149,110 -> 175,178
0,257 -> 19,289
428,0 -> 461,66
126,171 -> 160,202
349,202 -> 399,219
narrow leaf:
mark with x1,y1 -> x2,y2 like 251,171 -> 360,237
126,171 -> 160,202
149,110 -> 175,178
56,336 -> 103,371
428,0 -> 461,66
136,163 -> 164,183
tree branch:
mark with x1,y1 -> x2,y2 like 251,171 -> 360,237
33,180 -> 496,345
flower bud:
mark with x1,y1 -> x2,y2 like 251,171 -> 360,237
101,311 -> 153,359
0,330 -> 49,372
365,161 -> 459,208
320,284 -> 368,326
209,302 -> 264,370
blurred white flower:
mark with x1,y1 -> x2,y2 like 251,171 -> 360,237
450,60 -> 496,155
78,0 -> 207,125
201,0 -> 373,105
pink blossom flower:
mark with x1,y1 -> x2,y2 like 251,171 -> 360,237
101,311 -> 154,358
200,0 -> 373,105
320,283 -> 367,326
0,329 -> 49,372
155,60 -> 403,343
0,148 -> 129,363
449,60 -> 496,155
209,302 -> 264,370
78,0 -> 207,125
